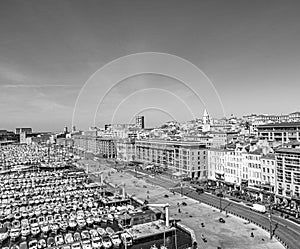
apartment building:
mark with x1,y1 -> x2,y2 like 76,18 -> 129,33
116,138 -> 135,162
257,122 -> 300,143
224,149 -> 244,186
73,133 -> 116,158
275,147 -> 300,199
208,147 -> 269,194
244,152 -> 262,187
207,148 -> 226,182
135,139 -> 207,179
261,154 -> 276,192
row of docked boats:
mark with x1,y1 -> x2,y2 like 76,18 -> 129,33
0,165 -> 135,249
1,226 -> 127,249
0,144 -> 71,169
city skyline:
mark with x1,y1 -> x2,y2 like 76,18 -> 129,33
1,0 -> 300,130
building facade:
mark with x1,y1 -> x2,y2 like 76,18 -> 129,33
135,139 -> 207,179
257,122 -> 300,143
115,139 -> 135,162
135,116 -> 145,129
261,154 -> 276,192
275,147 -> 300,199
73,134 -> 116,158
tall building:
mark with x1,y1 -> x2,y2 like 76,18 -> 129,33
135,116 -> 145,129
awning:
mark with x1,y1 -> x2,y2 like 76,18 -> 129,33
246,186 -> 261,193
172,172 -> 185,177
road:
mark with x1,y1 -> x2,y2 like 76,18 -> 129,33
172,187 -> 300,249
124,169 -> 300,249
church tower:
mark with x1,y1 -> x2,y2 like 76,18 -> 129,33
202,109 -> 211,124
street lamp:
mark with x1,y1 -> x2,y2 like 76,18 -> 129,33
180,181 -> 183,197
268,194 -> 274,239
219,181 -> 223,212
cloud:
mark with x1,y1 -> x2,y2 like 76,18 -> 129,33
0,66 -> 28,83
1,84 -> 78,88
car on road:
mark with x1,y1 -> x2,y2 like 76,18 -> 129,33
201,234 -> 207,243
219,218 -> 225,223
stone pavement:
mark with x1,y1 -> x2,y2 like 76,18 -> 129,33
80,159 -> 285,249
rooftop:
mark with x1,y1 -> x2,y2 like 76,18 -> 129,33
275,147 -> 300,154
257,122 -> 300,128
127,220 -> 175,240
261,153 -> 276,159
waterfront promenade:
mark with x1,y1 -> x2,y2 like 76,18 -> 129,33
80,159 -> 285,249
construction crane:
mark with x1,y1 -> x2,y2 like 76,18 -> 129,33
146,203 -> 170,227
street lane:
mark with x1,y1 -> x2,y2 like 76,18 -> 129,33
175,187 -> 300,249
124,168 -> 300,248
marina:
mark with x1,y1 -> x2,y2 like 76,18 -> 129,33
0,144 -> 193,249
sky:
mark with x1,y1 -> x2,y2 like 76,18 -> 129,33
1,0 -> 300,131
